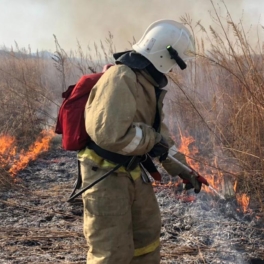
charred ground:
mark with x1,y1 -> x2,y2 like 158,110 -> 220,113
0,143 -> 264,264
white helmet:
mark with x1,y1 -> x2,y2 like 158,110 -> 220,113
132,19 -> 195,73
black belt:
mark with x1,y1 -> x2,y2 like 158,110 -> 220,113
88,141 -> 133,164
88,141 -> 142,171
87,141 -> 161,180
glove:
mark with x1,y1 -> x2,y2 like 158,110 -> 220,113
179,169 -> 209,193
149,136 -> 169,161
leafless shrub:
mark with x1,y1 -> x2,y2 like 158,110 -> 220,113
0,46 -> 56,146
52,33 -> 116,87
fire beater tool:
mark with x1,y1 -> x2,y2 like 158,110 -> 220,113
168,154 -> 226,200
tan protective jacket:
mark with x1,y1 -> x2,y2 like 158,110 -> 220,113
84,64 -> 186,176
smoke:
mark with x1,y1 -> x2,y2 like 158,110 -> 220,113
2,0 -> 263,52
49,0 -> 247,51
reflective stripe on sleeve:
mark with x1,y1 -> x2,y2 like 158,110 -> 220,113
134,238 -> 160,257
121,126 -> 143,154
169,145 -> 178,156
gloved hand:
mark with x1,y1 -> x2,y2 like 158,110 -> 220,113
149,136 -> 169,161
179,169 -> 209,193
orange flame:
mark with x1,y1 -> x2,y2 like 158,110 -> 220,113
233,180 -> 238,192
0,135 -> 17,166
8,130 -> 54,176
176,132 -> 251,212
178,135 -> 199,169
177,133 -> 222,192
0,130 -> 54,177
236,193 -> 250,213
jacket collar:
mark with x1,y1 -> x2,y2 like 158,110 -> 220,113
139,69 -> 159,87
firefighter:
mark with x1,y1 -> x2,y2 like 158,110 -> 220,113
78,19 -> 208,264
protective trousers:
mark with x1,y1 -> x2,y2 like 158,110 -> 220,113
80,159 -> 161,264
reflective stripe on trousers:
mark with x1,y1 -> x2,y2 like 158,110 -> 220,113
134,238 -> 160,256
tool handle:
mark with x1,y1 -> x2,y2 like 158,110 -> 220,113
168,154 -> 209,186
168,154 -> 192,173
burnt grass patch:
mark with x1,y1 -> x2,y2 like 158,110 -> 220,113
0,145 -> 264,263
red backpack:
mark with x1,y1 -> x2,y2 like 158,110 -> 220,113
55,72 -> 104,151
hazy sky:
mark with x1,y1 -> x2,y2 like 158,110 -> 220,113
0,0 -> 263,53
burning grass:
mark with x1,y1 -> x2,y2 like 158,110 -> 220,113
8,130 -> 54,177
0,130 -> 54,188
165,1 -> 264,215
